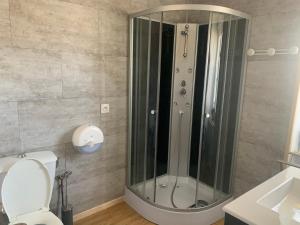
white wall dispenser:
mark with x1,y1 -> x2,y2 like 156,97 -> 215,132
72,125 -> 104,154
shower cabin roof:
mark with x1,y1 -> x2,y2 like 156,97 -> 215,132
130,4 -> 251,20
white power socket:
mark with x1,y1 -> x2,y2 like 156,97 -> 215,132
101,104 -> 110,114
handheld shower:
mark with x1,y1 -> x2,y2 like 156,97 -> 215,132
171,110 -> 184,208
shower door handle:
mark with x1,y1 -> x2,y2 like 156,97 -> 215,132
150,110 -> 157,115
205,113 -> 215,127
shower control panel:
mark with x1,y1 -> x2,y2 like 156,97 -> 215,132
169,23 -> 198,177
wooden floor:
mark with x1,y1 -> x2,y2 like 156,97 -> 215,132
75,201 -> 224,225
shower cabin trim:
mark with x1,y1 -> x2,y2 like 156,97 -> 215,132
127,3 -> 251,216
129,4 -> 251,20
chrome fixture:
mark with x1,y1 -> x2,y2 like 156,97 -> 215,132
180,88 -> 187,96
171,110 -> 184,208
17,152 -> 26,158
247,46 -> 299,56
181,24 -> 189,57
278,160 -> 300,170
278,152 -> 300,170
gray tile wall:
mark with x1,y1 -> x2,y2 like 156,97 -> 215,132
0,0 -> 181,214
191,0 -> 300,195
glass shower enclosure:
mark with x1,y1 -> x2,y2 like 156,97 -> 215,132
127,5 -> 250,212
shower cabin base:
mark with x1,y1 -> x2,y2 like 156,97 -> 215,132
130,175 -> 225,209
125,186 -> 232,225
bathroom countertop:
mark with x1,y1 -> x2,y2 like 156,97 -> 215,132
223,167 -> 300,225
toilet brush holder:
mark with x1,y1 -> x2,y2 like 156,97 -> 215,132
61,205 -> 73,225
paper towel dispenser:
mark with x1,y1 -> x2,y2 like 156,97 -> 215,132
72,125 -> 104,153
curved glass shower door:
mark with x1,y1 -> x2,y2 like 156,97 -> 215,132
130,12 -> 164,202
128,7 -> 249,211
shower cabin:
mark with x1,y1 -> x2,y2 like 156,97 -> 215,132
125,4 -> 250,225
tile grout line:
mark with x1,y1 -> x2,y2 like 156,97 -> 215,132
16,101 -> 23,154
7,0 -> 13,47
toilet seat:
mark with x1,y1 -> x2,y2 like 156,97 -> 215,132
9,210 -> 63,225
1,159 -> 62,225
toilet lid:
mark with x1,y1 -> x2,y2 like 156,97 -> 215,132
1,159 -> 51,220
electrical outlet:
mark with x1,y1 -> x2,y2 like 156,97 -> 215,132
101,104 -> 110,114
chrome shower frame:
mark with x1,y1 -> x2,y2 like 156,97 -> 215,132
127,3 -> 251,217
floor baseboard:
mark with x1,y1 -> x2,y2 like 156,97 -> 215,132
73,196 -> 124,222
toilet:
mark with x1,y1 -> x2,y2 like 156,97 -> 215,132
0,152 -> 63,225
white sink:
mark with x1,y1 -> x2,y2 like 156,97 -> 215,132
258,177 -> 300,225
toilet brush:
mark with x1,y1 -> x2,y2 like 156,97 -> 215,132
61,171 -> 73,225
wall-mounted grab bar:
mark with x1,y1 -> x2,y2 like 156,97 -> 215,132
247,46 -> 299,56
277,160 -> 300,170
288,152 -> 300,157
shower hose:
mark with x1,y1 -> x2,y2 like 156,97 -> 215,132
171,110 -> 184,208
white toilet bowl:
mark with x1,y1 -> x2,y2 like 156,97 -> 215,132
1,159 -> 63,225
